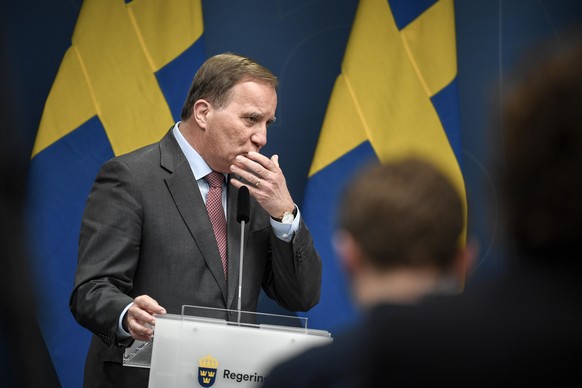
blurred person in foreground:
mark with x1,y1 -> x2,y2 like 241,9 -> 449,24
0,35 -> 60,387
265,34 -> 582,387
263,157 -> 472,387
377,33 -> 582,386
70,53 -> 322,387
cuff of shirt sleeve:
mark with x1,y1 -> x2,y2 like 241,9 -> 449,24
270,205 -> 301,242
117,302 -> 133,339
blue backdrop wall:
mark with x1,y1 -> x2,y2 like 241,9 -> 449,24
1,0 -> 582,386
4,0 -> 581,276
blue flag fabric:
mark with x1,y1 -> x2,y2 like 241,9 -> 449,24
301,0 -> 466,331
26,1 -> 205,386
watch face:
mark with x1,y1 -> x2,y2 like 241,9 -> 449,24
281,212 -> 294,224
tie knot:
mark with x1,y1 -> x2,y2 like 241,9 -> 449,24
205,171 -> 224,188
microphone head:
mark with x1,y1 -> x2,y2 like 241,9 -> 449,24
236,186 -> 250,223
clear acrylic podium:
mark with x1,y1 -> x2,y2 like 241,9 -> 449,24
123,305 -> 332,387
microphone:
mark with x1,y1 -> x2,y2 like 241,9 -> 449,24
236,186 -> 250,323
236,186 -> 250,223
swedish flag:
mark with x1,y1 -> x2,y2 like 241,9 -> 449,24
302,0 -> 466,330
26,0 -> 205,386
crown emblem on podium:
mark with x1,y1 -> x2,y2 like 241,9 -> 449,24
198,355 -> 219,387
199,355 -> 219,369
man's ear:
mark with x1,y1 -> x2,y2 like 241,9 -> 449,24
333,230 -> 365,277
454,238 -> 479,289
193,99 -> 210,128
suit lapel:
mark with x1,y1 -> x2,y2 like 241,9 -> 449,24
160,130 -> 228,302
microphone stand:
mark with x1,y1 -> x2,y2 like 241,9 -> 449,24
235,185 -> 249,325
237,219 -> 245,325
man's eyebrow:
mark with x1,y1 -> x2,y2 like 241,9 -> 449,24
247,111 -> 276,124
246,111 -> 263,119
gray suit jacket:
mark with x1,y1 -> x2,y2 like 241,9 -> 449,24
70,129 -> 321,387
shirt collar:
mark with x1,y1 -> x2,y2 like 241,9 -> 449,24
173,122 -> 213,181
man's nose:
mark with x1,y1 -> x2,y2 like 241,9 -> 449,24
251,126 -> 267,149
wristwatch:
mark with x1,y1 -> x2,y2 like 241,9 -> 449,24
275,208 -> 296,224
279,211 -> 295,224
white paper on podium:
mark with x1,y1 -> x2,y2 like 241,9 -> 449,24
147,307 -> 332,388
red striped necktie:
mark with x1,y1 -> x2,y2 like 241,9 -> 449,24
204,171 -> 227,277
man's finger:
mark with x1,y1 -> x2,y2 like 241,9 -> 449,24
246,151 -> 278,171
134,295 -> 167,315
129,306 -> 156,325
127,317 -> 154,341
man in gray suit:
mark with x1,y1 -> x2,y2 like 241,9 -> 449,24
70,53 -> 322,387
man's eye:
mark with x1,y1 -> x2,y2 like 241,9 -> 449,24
246,116 -> 258,123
